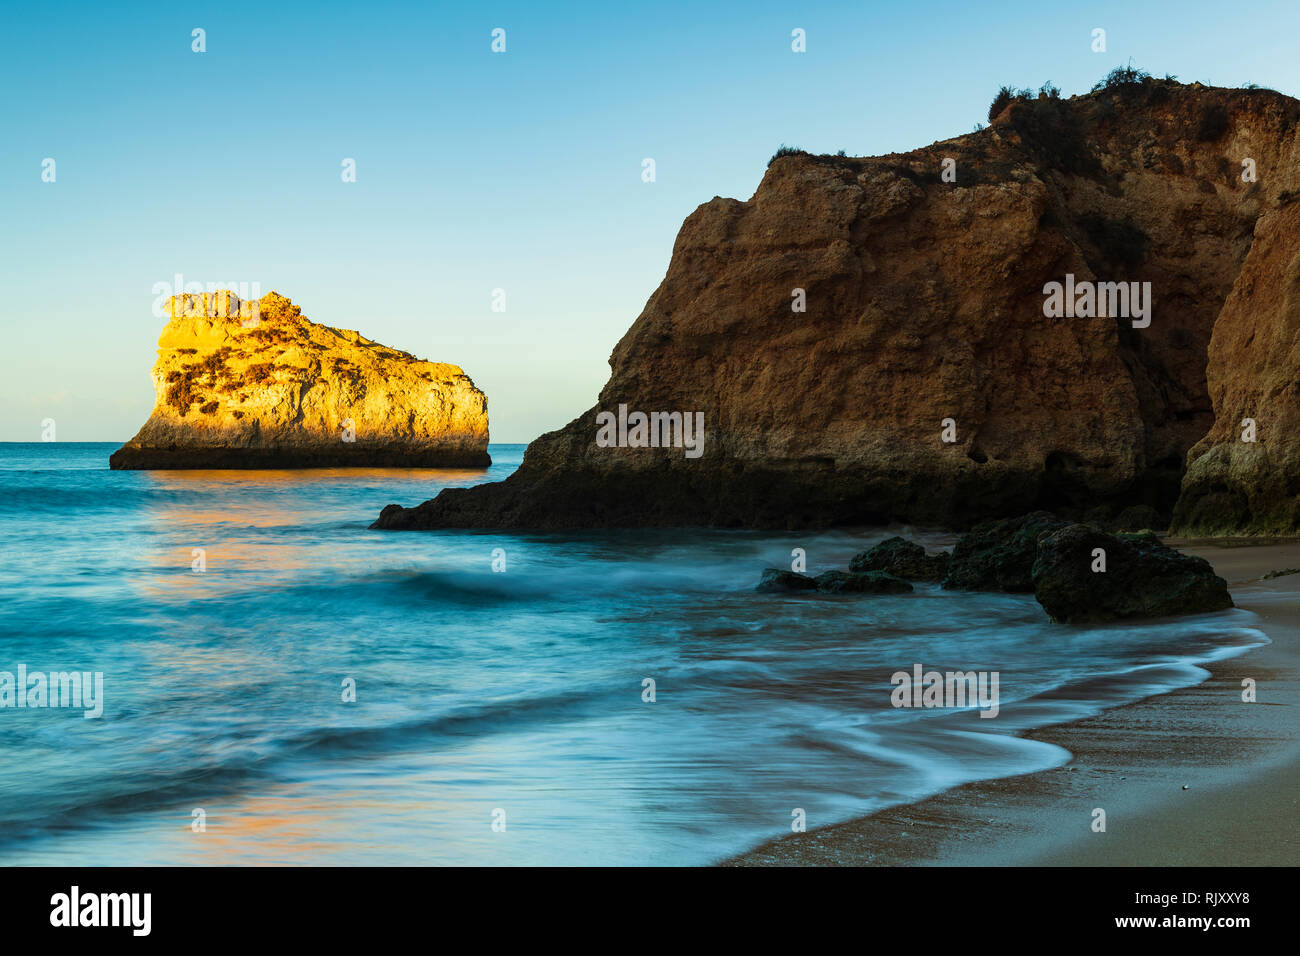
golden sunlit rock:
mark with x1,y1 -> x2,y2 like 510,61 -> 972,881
110,291 -> 489,469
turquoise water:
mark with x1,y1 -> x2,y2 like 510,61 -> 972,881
0,443 -> 1269,865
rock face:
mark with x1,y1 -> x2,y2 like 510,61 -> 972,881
813,570 -> 913,594
943,512 -> 1070,592
1032,525 -> 1233,623
754,567 -> 911,594
849,536 -> 950,581
110,292 -> 489,469
756,569 -> 818,592
374,78 -> 1300,531
1172,202 -> 1300,534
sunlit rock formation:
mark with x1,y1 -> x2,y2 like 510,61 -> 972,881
110,291 -> 489,469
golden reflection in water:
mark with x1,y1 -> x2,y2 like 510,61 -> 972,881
167,784 -> 437,865
132,466 -> 488,603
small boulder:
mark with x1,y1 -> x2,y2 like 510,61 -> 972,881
1031,523 -> 1233,624
756,568 -> 818,592
814,570 -> 914,594
849,536 -> 950,581
943,511 -> 1070,592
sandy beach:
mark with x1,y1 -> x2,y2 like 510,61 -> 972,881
727,541 -> 1300,866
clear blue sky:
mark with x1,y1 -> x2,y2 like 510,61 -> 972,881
4,0 -> 1298,442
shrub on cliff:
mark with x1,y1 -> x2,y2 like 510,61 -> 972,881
1093,64 -> 1151,94
200,348 -> 232,380
244,363 -> 275,384
165,377 -> 197,416
988,85 -> 1014,122
768,144 -> 808,167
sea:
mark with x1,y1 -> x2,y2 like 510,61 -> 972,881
0,442 -> 1270,865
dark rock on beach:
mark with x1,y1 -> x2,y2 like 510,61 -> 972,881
849,536 -> 950,581
755,567 -> 912,594
814,570 -> 914,594
942,512 -> 1070,592
1031,524 -> 1233,624
756,569 -> 818,592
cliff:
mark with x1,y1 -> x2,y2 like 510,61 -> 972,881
1171,200 -> 1300,533
110,291 -> 489,469
374,75 -> 1300,530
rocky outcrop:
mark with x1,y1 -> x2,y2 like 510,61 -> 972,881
1031,525 -> 1233,623
754,567 -> 911,594
943,512 -> 1070,592
813,570 -> 913,594
756,569 -> 818,592
849,536 -> 950,581
110,291 -> 489,469
374,77 -> 1300,531
1172,201 -> 1300,534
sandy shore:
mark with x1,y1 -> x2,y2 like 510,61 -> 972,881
726,541 -> 1300,866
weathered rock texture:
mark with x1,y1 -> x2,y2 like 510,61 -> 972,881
110,291 -> 489,469
1172,201 -> 1300,533
754,567 -> 912,594
849,536 -> 950,581
1032,525 -> 1233,623
375,77 -> 1300,531
942,512 -> 1070,592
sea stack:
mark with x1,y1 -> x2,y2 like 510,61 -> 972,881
374,77 -> 1300,531
110,291 -> 489,469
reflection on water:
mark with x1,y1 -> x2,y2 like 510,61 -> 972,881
136,463 -> 501,599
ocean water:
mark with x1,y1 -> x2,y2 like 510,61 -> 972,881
0,442 -> 1270,865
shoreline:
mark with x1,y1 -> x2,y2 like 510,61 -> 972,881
725,540 -> 1300,866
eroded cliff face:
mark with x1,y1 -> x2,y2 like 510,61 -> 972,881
110,292 -> 489,469
374,79 -> 1300,530
1172,201 -> 1300,534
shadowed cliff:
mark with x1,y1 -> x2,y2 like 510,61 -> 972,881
375,73 -> 1300,531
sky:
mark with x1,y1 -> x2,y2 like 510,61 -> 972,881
3,0 -> 1299,443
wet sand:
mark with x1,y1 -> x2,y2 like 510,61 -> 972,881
726,541 -> 1300,866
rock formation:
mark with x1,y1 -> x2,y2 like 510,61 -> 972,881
754,567 -> 912,594
373,75 -> 1300,531
1031,525 -> 1232,623
110,291 -> 489,469
813,570 -> 913,594
789,525 -> 1231,622
1172,202 -> 1300,534
850,536 -> 950,581
943,512 -> 1070,592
